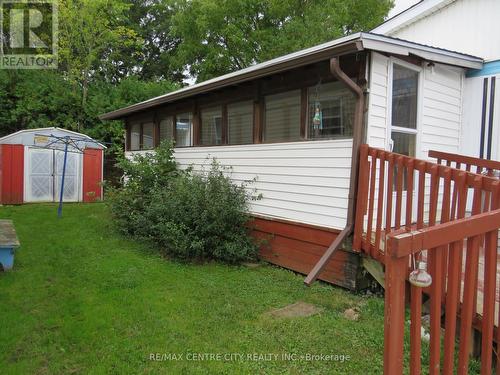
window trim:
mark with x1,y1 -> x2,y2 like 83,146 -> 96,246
387,57 -> 423,158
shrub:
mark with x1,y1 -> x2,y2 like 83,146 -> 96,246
106,140 -> 180,237
107,141 -> 258,263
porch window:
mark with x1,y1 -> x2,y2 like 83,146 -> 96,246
159,116 -> 174,143
264,90 -> 301,143
228,101 -> 253,145
175,113 -> 192,147
390,63 -> 419,157
307,81 -> 355,139
142,122 -> 155,150
201,107 -> 223,145
130,123 -> 140,151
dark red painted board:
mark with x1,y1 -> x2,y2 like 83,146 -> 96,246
83,148 -> 103,202
0,144 -> 24,204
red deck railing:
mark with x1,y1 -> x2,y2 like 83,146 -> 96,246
429,149 -> 500,178
353,144 -> 500,374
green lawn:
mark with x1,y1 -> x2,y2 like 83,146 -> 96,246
0,203 -> 386,374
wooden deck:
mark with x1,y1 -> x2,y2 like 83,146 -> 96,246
353,145 -> 500,374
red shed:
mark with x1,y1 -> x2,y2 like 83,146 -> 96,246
0,128 -> 105,204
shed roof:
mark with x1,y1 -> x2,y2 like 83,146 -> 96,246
0,127 -> 106,149
100,31 -> 482,121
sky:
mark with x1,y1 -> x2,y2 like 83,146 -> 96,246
389,0 -> 420,17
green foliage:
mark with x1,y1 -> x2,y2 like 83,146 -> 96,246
171,0 -> 394,81
0,0 -> 393,152
107,142 -> 258,263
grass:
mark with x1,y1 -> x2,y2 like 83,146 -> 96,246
0,203 -> 386,374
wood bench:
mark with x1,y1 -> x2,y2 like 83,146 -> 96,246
0,220 -> 20,271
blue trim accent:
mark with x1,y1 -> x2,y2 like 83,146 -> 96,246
467,60 -> 500,78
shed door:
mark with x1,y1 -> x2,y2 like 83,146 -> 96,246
54,150 -> 80,202
26,148 -> 54,202
25,147 -> 81,202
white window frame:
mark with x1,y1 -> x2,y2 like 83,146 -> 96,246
386,57 -> 423,159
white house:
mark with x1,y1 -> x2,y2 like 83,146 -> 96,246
373,0 -> 500,161
100,9 -> 493,288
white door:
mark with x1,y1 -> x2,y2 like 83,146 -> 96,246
26,148 -> 54,202
54,150 -> 80,202
25,147 -> 81,202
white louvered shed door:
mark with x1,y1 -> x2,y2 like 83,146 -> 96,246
26,148 -> 54,202
54,150 -> 80,202
25,147 -> 82,202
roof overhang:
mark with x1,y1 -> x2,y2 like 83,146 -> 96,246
100,31 -> 483,121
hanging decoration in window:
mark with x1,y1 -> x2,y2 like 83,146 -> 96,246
312,81 -> 323,136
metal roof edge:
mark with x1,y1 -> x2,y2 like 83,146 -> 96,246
0,127 -> 107,149
100,30 -> 483,120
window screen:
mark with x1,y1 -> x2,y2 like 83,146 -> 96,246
228,101 -> 253,145
159,116 -> 174,143
264,90 -> 301,143
142,122 -> 155,150
175,113 -> 192,147
392,64 -> 418,130
130,123 -> 140,151
201,107 -> 223,145
308,81 -> 355,139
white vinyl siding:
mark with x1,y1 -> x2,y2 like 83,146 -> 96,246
420,63 -> 463,155
126,139 -> 353,229
366,53 -> 390,149
386,0 -> 500,62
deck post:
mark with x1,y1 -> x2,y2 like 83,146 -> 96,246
384,238 -> 407,375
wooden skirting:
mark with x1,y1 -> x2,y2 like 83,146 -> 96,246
249,215 -> 363,290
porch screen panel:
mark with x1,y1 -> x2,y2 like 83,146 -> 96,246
201,107 -> 223,145
264,90 -> 301,143
308,81 -> 355,139
130,123 -> 140,151
228,101 -> 253,145
159,116 -> 174,143
176,113 -> 192,147
142,122 -> 155,150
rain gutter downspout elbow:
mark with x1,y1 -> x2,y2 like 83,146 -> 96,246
304,56 -> 365,286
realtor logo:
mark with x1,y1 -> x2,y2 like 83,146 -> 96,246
0,0 -> 58,69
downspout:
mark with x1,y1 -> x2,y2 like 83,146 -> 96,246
304,56 -> 366,286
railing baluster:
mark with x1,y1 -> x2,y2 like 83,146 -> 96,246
385,154 -> 394,236
428,165 -> 442,375
417,161 -> 426,230
375,151 -> 386,257
483,182 -> 500,375
458,177 -> 484,375
394,156 -> 404,230
443,172 -> 467,375
405,159 -> 415,231
410,284 -> 422,375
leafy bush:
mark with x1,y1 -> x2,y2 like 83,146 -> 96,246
107,141 -> 258,263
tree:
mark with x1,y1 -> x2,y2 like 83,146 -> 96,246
171,0 -> 393,81
58,0 -> 142,121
